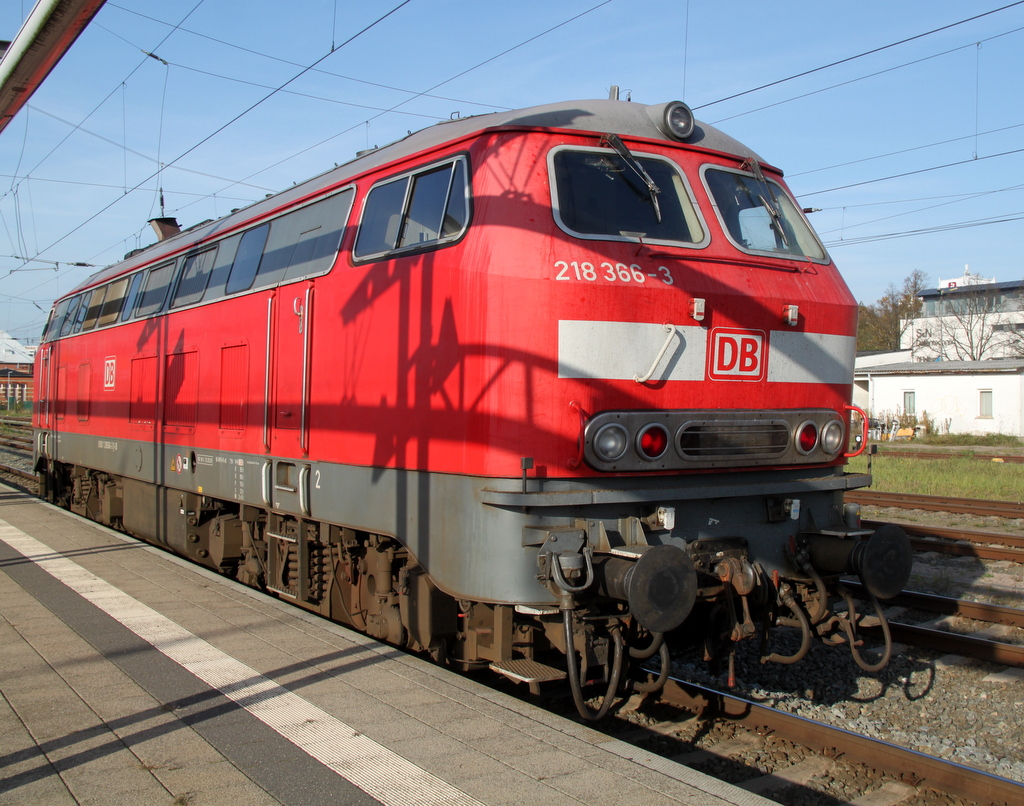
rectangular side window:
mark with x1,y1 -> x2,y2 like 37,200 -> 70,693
98,277 -> 130,327
903,391 -> 916,416
119,272 -> 145,322
172,248 -> 217,307
979,389 -> 993,418
354,158 -> 468,261
59,297 -> 82,337
354,177 -> 408,258
135,261 -> 177,317
226,224 -> 270,294
44,298 -> 70,341
80,287 -> 107,332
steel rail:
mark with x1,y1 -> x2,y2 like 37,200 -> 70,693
0,462 -> 36,482
657,676 -> 1024,806
876,449 -> 1024,464
864,519 -> 1024,551
845,583 -> 1024,629
843,582 -> 1024,667
905,538 -> 1024,564
883,622 -> 1024,668
849,490 -> 1024,518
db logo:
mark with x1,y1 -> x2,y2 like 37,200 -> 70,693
708,328 -> 767,381
103,357 -> 116,390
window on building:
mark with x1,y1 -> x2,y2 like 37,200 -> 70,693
903,391 -> 916,415
979,389 -> 993,418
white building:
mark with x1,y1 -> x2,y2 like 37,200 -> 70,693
854,357 -> 1024,437
900,269 -> 1024,362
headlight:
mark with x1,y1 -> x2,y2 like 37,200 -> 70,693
820,419 -> 844,454
593,423 -> 629,462
646,101 -> 695,141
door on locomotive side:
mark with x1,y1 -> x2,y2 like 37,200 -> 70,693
269,281 -> 314,449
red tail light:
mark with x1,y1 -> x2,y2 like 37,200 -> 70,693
796,421 -> 818,454
637,424 -> 669,460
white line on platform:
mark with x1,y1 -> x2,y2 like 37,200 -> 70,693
0,520 -> 484,806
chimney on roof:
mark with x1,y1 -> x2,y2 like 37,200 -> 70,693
148,217 -> 181,241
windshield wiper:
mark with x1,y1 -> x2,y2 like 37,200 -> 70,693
601,133 -> 662,223
742,157 -> 789,248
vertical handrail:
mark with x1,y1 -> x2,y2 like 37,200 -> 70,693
298,465 -> 310,515
300,285 -> 313,454
844,403 -> 869,458
261,460 -> 272,506
263,296 -> 273,451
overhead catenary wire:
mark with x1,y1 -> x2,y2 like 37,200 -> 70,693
3,0 -> 1024,329
693,0 -> 1024,109
1,0 -> 416,287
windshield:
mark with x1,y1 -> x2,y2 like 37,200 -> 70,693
703,166 -> 826,261
550,148 -> 705,246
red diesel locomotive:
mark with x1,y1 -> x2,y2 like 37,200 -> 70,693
34,96 -> 911,719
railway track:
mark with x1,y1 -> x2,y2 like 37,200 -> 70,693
876,449 -> 1024,464
845,582 -> 1024,669
862,519 -> 1024,564
611,675 -> 1024,806
849,490 -> 1024,518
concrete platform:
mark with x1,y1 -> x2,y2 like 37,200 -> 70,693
0,482 -> 772,806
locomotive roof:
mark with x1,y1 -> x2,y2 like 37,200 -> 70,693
71,98 -> 766,294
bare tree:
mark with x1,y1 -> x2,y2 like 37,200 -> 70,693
856,269 -> 928,352
925,285 -> 1024,361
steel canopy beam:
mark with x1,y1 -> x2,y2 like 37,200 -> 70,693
0,0 -> 107,136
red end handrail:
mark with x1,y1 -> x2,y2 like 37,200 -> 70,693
844,403 -> 869,458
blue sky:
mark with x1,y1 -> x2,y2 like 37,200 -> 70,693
2,0 -> 1023,343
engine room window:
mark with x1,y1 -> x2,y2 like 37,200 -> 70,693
59,297 -> 82,337
79,286 -> 107,332
44,298 -> 70,341
353,157 -> 469,260
135,261 -> 177,317
172,248 -> 217,308
98,277 -> 130,327
226,224 -> 270,295
702,166 -> 826,261
549,147 -> 706,246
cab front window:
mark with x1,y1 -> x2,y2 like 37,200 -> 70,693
549,146 -> 706,247
702,165 -> 826,261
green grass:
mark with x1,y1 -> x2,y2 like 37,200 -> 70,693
846,452 -> 1024,501
915,433 -> 1023,448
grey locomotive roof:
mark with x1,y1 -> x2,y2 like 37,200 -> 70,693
72,98 -> 765,294
856,358 -> 1024,375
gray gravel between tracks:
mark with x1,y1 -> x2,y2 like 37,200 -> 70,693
660,505 -> 1024,799
0,444 -> 33,475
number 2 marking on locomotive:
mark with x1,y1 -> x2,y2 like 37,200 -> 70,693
315,470 -> 321,489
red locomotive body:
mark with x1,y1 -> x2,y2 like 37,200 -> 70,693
34,98 -> 910,718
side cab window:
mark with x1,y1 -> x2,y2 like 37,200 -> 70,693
353,156 -> 469,261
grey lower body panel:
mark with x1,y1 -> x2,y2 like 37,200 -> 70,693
37,429 -> 868,605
